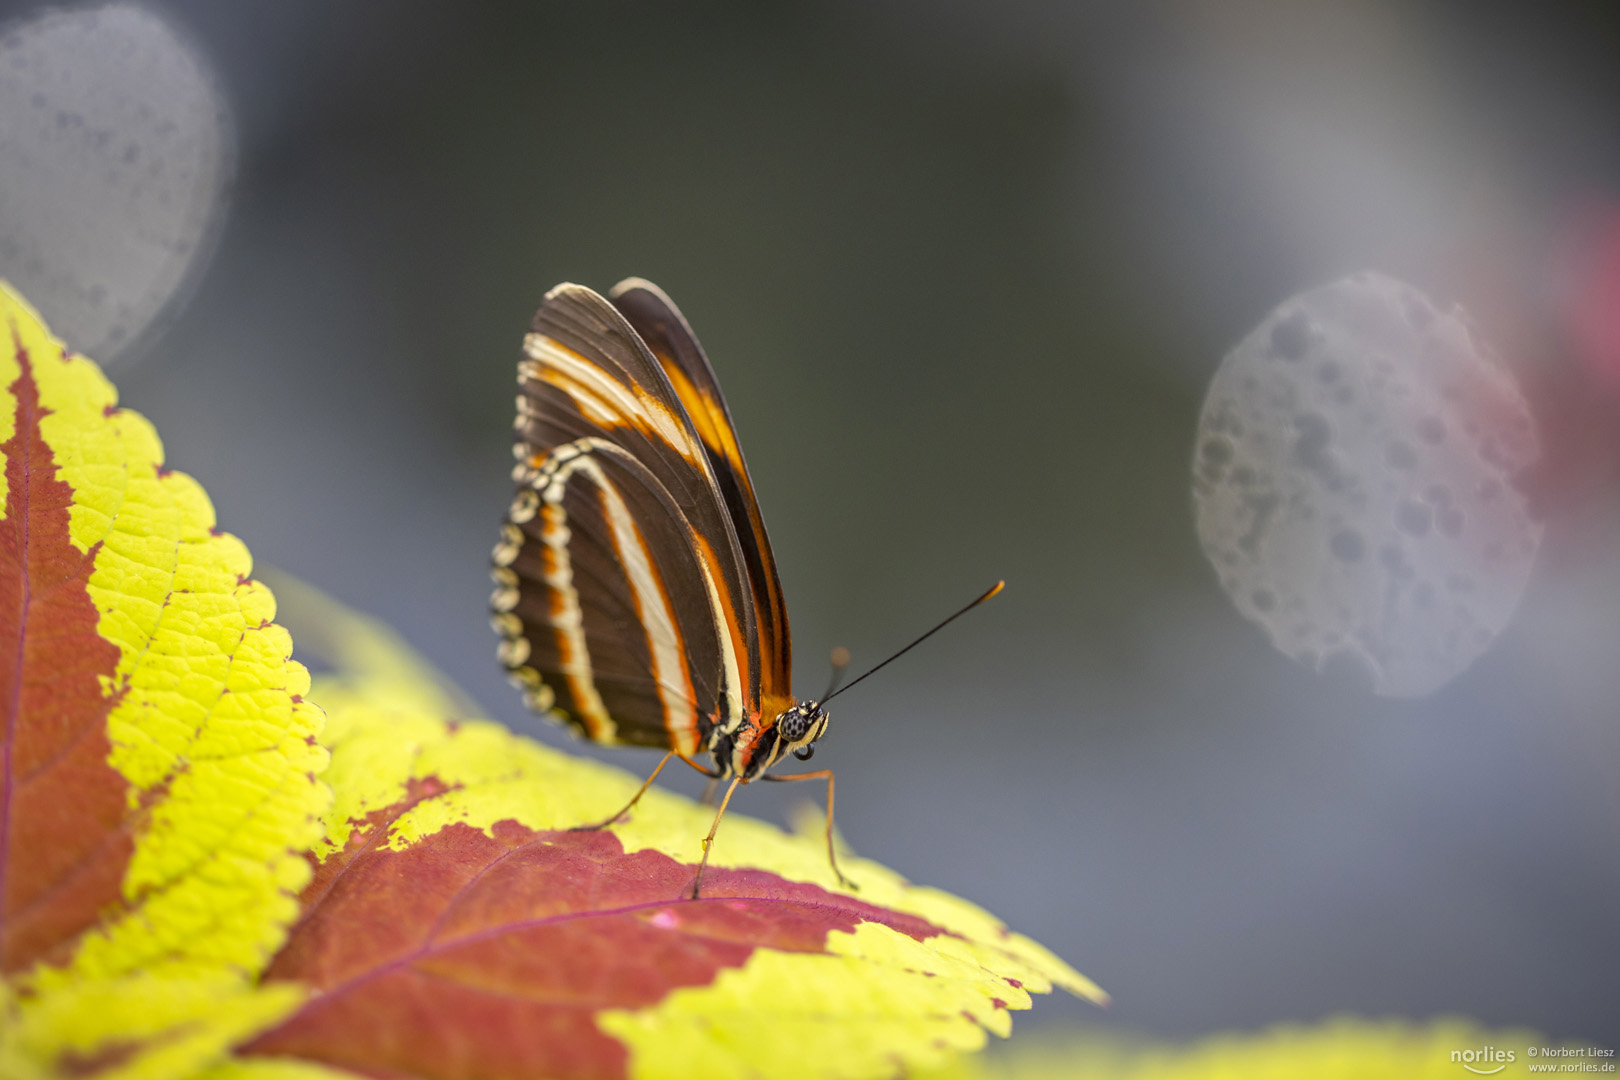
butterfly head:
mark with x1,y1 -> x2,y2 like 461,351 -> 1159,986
713,700 -> 830,780
774,700 -> 829,765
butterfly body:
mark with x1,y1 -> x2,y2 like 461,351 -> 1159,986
710,699 -> 830,781
493,278 -> 1003,897
491,278 -> 828,793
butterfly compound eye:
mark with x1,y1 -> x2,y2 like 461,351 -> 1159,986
778,707 -> 810,743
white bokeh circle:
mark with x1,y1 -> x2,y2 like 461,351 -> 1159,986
0,3 -> 233,363
1193,272 -> 1541,697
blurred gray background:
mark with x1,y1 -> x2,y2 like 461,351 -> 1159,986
4,0 -> 1618,1048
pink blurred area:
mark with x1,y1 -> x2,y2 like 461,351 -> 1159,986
1559,201 -> 1620,398
1434,189 -> 1620,530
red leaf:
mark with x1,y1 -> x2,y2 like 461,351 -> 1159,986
0,341 -> 127,974
247,811 -> 944,1080
240,557 -> 1102,1080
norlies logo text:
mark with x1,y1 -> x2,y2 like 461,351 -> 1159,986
1453,1045 -> 1515,1074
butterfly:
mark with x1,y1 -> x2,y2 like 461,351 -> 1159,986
490,278 -> 999,898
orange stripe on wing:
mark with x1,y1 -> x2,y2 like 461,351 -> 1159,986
760,692 -> 796,722
659,359 -> 792,703
660,362 -> 745,482
523,334 -> 702,467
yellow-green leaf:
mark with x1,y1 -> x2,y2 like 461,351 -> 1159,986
0,281 -> 329,1080
235,577 -> 1103,1080
914,1017 -> 1601,1079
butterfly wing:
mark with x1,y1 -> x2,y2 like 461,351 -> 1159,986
493,283 -> 761,753
608,278 -> 795,715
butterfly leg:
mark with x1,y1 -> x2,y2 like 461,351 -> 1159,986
570,750 -> 677,831
762,769 -> 857,891
690,777 -> 743,900
698,777 -> 721,807
571,750 -> 720,832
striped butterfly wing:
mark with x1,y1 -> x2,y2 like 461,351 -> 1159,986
493,283 -> 762,755
607,278 -> 795,715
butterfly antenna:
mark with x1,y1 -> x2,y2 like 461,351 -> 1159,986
822,581 -> 1004,704
820,646 -> 851,702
